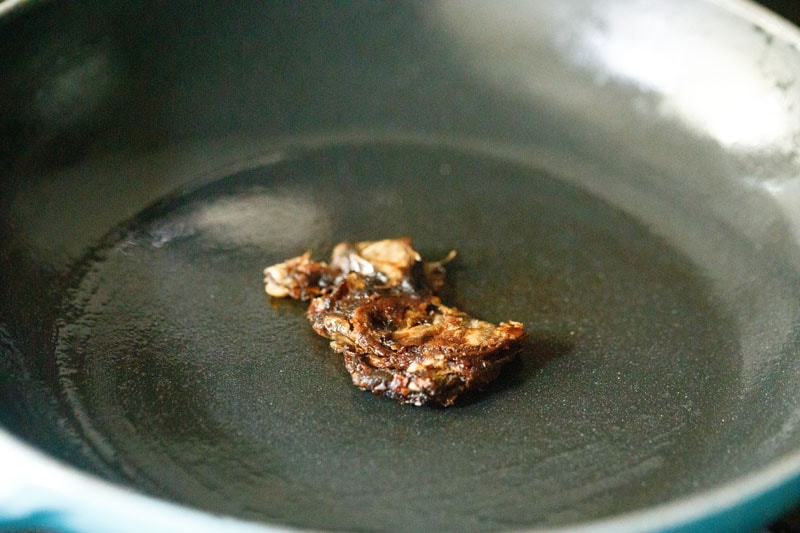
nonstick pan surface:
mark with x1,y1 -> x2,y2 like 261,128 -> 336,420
3,1 -> 800,532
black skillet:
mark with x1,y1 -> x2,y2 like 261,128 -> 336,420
2,1 -> 800,531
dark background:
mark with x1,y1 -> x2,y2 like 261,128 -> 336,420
758,0 -> 799,23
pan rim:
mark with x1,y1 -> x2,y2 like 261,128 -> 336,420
2,414 -> 800,532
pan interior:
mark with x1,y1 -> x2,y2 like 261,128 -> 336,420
53,141 -> 763,531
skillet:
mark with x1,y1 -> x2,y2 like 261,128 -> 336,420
2,1 -> 800,531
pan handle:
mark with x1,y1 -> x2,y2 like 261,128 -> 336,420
0,430 -> 271,533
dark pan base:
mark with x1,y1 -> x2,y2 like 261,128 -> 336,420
52,141 -> 750,531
